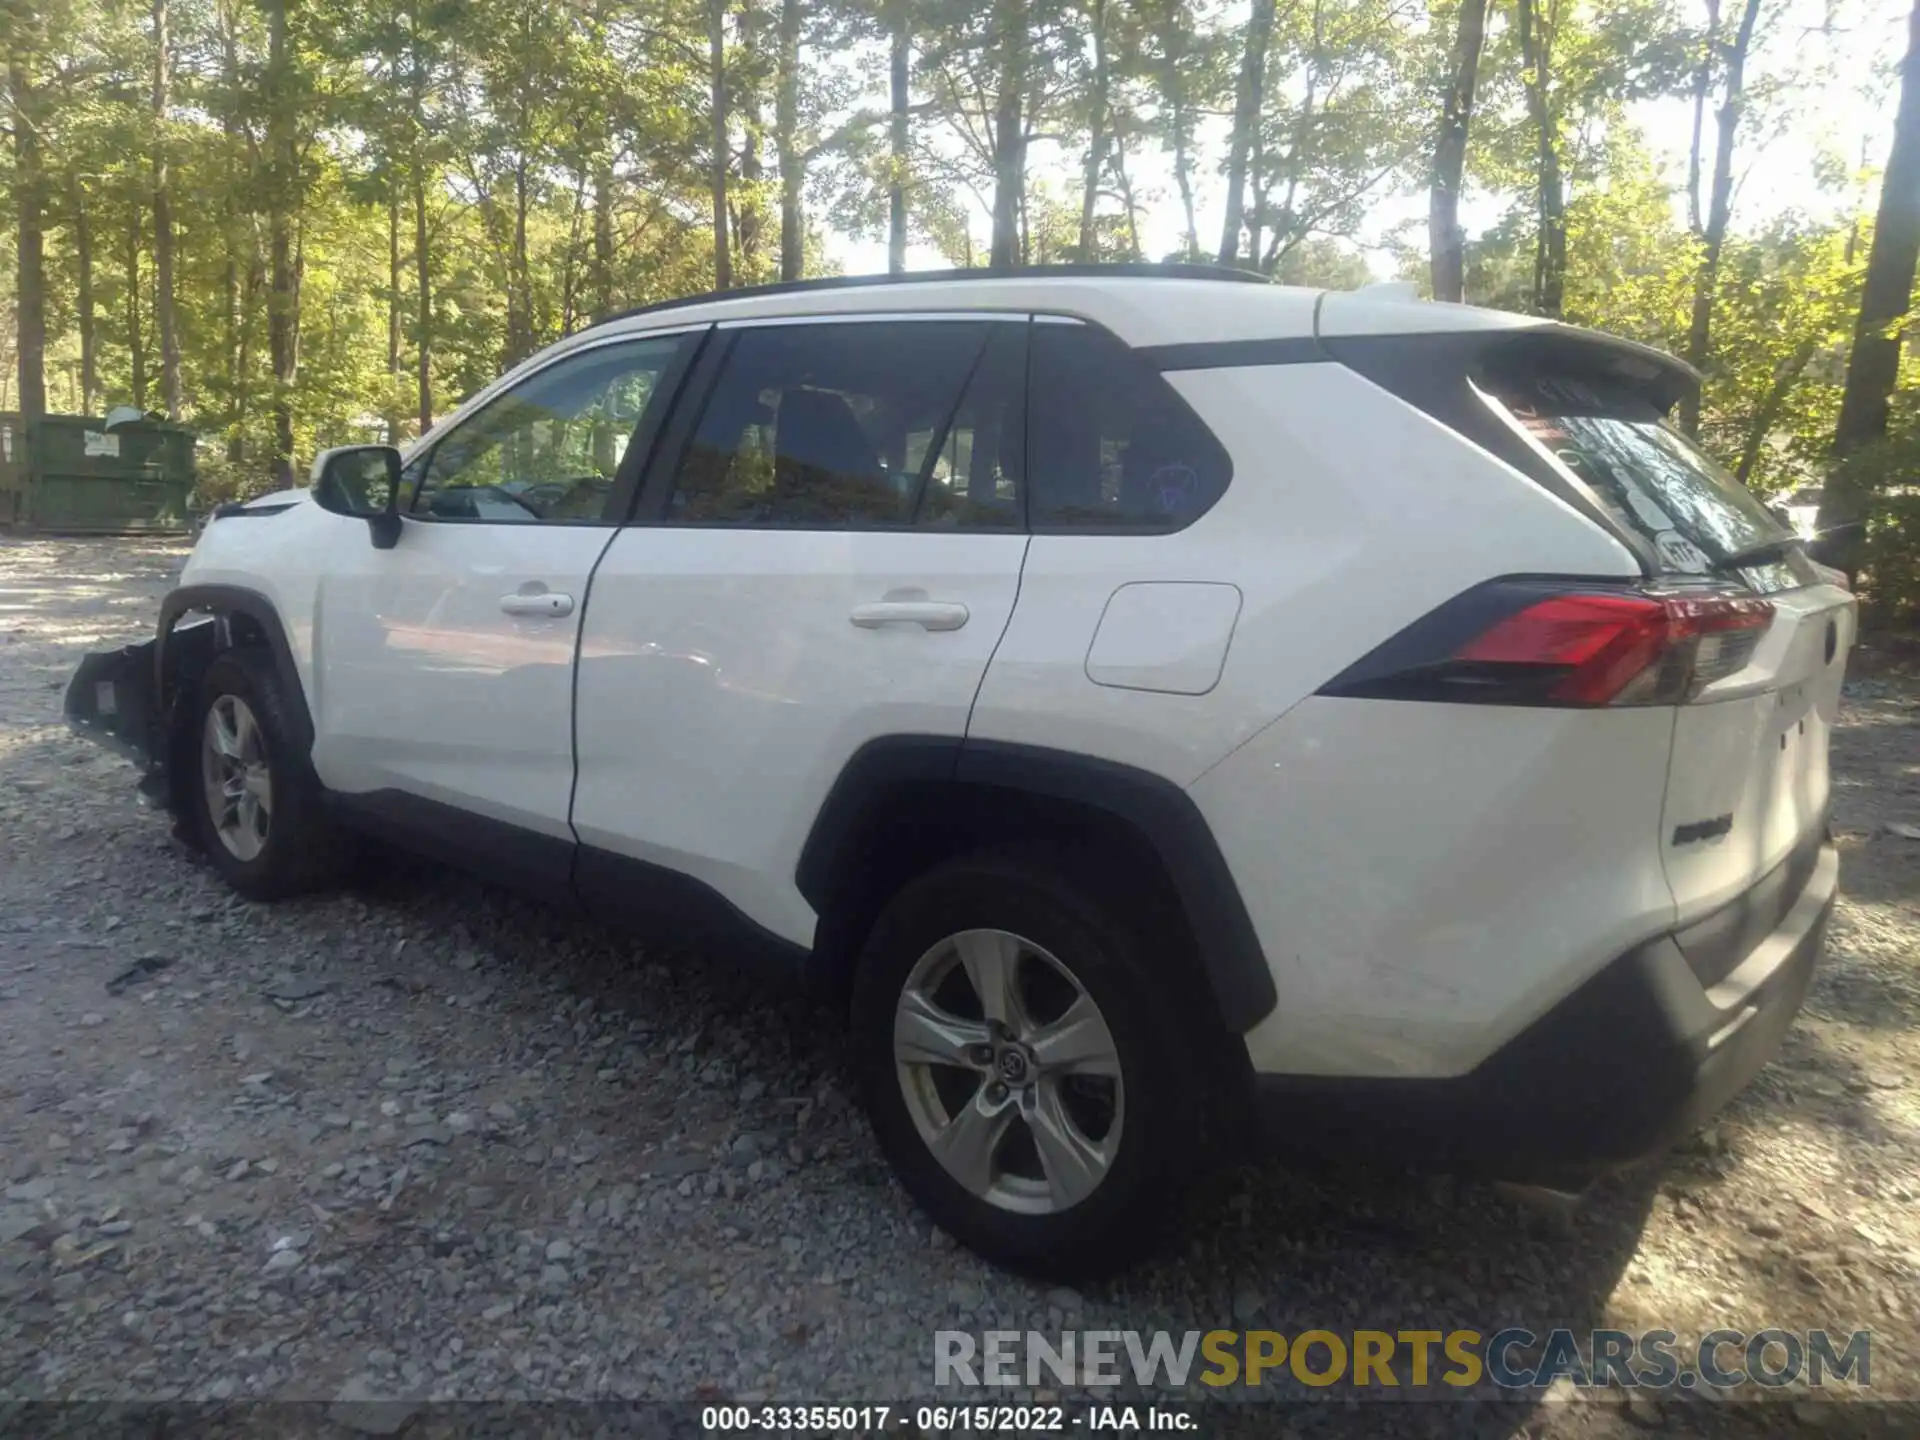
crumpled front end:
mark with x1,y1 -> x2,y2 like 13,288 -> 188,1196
64,616 -> 216,811
65,639 -> 162,782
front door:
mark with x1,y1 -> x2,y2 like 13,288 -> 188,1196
571,316 -> 1032,945
309,329 -> 700,893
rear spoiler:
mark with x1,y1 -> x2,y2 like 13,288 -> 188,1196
1150,313 -> 1699,418
1465,324 -> 1700,416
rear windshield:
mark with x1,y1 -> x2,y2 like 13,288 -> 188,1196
1481,373 -> 1788,573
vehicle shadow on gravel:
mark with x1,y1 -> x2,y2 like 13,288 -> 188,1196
341,848 -> 1683,1436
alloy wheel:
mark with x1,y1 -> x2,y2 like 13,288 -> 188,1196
201,694 -> 273,862
893,928 -> 1123,1215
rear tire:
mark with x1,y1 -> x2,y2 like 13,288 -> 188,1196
193,649 -> 350,900
851,846 -> 1199,1277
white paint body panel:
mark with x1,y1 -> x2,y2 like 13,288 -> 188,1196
305,519 -> 614,837
1195,698 -> 1680,1078
1084,583 -> 1242,695
1659,584 -> 1854,924
177,491 -> 334,711
571,529 -> 1028,945
968,364 -> 1640,786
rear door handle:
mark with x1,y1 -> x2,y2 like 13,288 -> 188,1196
500,591 -> 575,618
849,600 -> 970,632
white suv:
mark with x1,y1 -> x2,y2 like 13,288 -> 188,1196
68,267 -> 1853,1276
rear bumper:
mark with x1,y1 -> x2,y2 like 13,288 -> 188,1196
1253,840 -> 1837,1184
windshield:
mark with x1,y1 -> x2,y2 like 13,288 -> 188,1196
1481,372 -> 1790,574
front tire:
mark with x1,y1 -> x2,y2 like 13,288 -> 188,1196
193,649 -> 349,900
851,847 -> 1198,1277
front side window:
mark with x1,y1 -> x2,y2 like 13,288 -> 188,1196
411,334 -> 687,523
1026,322 -> 1232,531
663,320 -> 1022,529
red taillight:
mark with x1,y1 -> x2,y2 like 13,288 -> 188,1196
1457,591 -> 1771,705
1321,580 -> 1776,708
1458,593 -> 1667,704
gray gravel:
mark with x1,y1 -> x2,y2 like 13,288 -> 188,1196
2,535 -> 1916,1437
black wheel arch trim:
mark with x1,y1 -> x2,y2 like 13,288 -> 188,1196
797,735 -> 1278,1034
157,584 -> 314,754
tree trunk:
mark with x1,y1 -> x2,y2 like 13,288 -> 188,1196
1152,16 -> 1200,261
888,0 -> 909,273
988,0 -> 1028,269
509,159 -> 531,363
1111,140 -> 1142,260
1517,0 -> 1565,318
1817,0 -> 1920,575
10,47 -> 47,431
592,161 -> 615,319
265,0 -> 299,483
1680,0 -> 1764,434
75,182 -> 98,414
236,257 -> 260,463
776,0 -> 804,282
559,168 -> 586,337
737,1 -> 765,276
128,208 -> 147,412
1429,0 -> 1489,302
386,188 -> 402,443
222,239 -> 240,461
152,0 -> 182,419
411,41 -> 433,433
1217,0 -> 1277,266
1076,0 -> 1110,261
1686,0 -> 1721,237
709,0 -> 732,290
1018,161 -> 1030,266
219,13 -> 246,460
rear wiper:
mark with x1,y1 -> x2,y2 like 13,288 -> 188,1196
1710,536 -> 1801,571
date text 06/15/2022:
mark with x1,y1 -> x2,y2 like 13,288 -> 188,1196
700,1405 -> 1194,1432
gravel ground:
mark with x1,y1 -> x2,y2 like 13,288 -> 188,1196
2,535 -> 1917,1438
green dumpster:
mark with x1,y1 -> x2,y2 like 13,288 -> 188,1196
0,411 -> 197,533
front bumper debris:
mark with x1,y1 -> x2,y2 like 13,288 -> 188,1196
65,637 -> 167,800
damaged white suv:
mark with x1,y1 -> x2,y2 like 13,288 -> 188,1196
69,266 -> 1853,1276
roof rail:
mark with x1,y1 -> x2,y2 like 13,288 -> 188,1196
592,262 -> 1273,330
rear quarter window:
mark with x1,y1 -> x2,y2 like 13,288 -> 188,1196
1026,323 -> 1231,532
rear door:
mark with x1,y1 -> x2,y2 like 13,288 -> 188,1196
570,315 -> 1031,946
1481,370 -> 1855,922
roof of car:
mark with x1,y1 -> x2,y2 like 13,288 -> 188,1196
584,267 -> 1323,350
578,265 -> 1557,354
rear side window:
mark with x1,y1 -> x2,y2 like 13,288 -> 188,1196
1482,373 -> 1787,573
1027,323 -> 1231,531
663,320 -> 1021,529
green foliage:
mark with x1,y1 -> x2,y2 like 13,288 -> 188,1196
3,0 -> 1912,627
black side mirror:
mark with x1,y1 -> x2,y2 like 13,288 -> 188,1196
311,445 -> 405,549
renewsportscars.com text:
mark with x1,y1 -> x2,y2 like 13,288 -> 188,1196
934,1328 -> 1873,1392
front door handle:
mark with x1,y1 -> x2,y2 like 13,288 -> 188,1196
849,600 -> 970,632
500,591 -> 575,618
